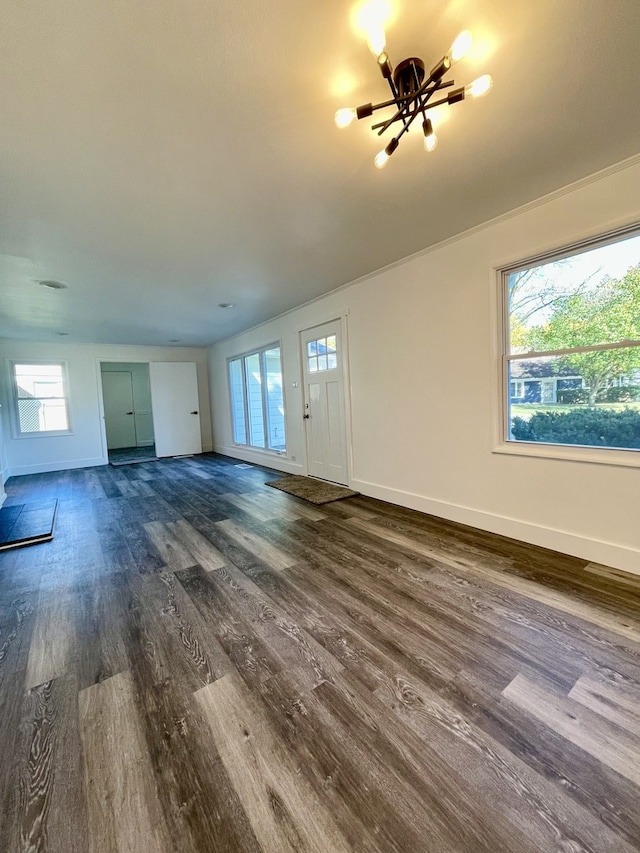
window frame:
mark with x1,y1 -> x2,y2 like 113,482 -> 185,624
9,359 -> 73,439
495,224 -> 640,468
227,342 -> 286,454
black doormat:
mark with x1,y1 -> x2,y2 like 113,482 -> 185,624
0,500 -> 59,551
265,475 -> 359,505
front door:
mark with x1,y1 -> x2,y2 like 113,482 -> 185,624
149,362 -> 202,457
102,371 -> 137,449
301,320 -> 349,485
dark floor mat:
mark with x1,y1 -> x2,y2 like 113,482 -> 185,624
0,499 -> 58,551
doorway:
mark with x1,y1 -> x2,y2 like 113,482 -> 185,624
300,319 -> 349,485
100,362 -> 157,464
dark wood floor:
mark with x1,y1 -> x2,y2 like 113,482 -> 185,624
1,454 -> 640,853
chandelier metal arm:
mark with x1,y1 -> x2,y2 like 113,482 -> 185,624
371,84 -> 455,135
382,66 -> 411,130
361,79 -> 453,117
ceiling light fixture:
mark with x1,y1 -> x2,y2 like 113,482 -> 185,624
335,24 -> 492,168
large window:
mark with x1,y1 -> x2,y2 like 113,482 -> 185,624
502,229 -> 640,456
228,344 -> 286,452
11,362 -> 71,435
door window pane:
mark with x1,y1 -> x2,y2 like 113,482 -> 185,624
306,335 -> 339,372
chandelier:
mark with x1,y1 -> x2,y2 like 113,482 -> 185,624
335,23 -> 493,168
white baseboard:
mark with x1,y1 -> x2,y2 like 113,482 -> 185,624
213,443 -> 304,474
8,457 -> 108,477
351,478 -> 640,577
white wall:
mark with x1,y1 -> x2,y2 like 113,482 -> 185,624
0,341 -> 213,476
209,156 -> 640,574
0,399 -> 7,503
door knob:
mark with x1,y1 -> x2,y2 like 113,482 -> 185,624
191,410 -> 199,415
126,411 -> 134,415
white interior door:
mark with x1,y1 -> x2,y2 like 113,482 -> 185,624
301,320 -> 348,484
149,362 -> 202,457
102,371 -> 137,449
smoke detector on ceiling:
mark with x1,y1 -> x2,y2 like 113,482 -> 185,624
37,280 -> 68,290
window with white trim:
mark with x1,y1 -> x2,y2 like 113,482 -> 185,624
12,362 -> 71,435
502,229 -> 640,453
228,344 -> 286,452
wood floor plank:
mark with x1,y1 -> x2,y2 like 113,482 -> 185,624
24,588 -> 75,690
215,518 -> 296,570
195,671 -> 353,853
143,520 -> 198,570
177,566 -> 283,686
449,668 -> 640,847
221,492 -> 281,523
373,669 -> 638,853
3,674 -> 89,853
206,560 -> 344,688
568,672 -> 640,735
346,517 -> 640,644
78,670 -> 173,853
503,672 -> 640,786
134,571 -> 233,690
167,518 -> 227,570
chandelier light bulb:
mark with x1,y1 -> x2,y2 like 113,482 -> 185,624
374,149 -> 390,169
465,74 -> 493,98
423,119 -> 438,152
334,107 -> 357,129
424,133 -> 438,152
449,30 -> 473,64
367,26 -> 387,61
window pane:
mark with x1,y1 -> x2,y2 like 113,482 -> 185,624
507,232 -> 640,355
229,344 -> 287,453
245,353 -> 265,448
508,353 -> 640,449
308,357 -> 318,373
327,353 -> 337,370
15,364 -> 65,398
307,341 -> 317,357
14,363 -> 69,432
318,354 -> 328,371
264,347 -> 286,451
326,335 -> 337,353
229,359 -> 246,444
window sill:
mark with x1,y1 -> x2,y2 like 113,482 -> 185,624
493,440 -> 640,468
233,444 -> 287,457
12,430 -> 73,440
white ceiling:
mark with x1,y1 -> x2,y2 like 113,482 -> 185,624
2,0 -> 640,347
